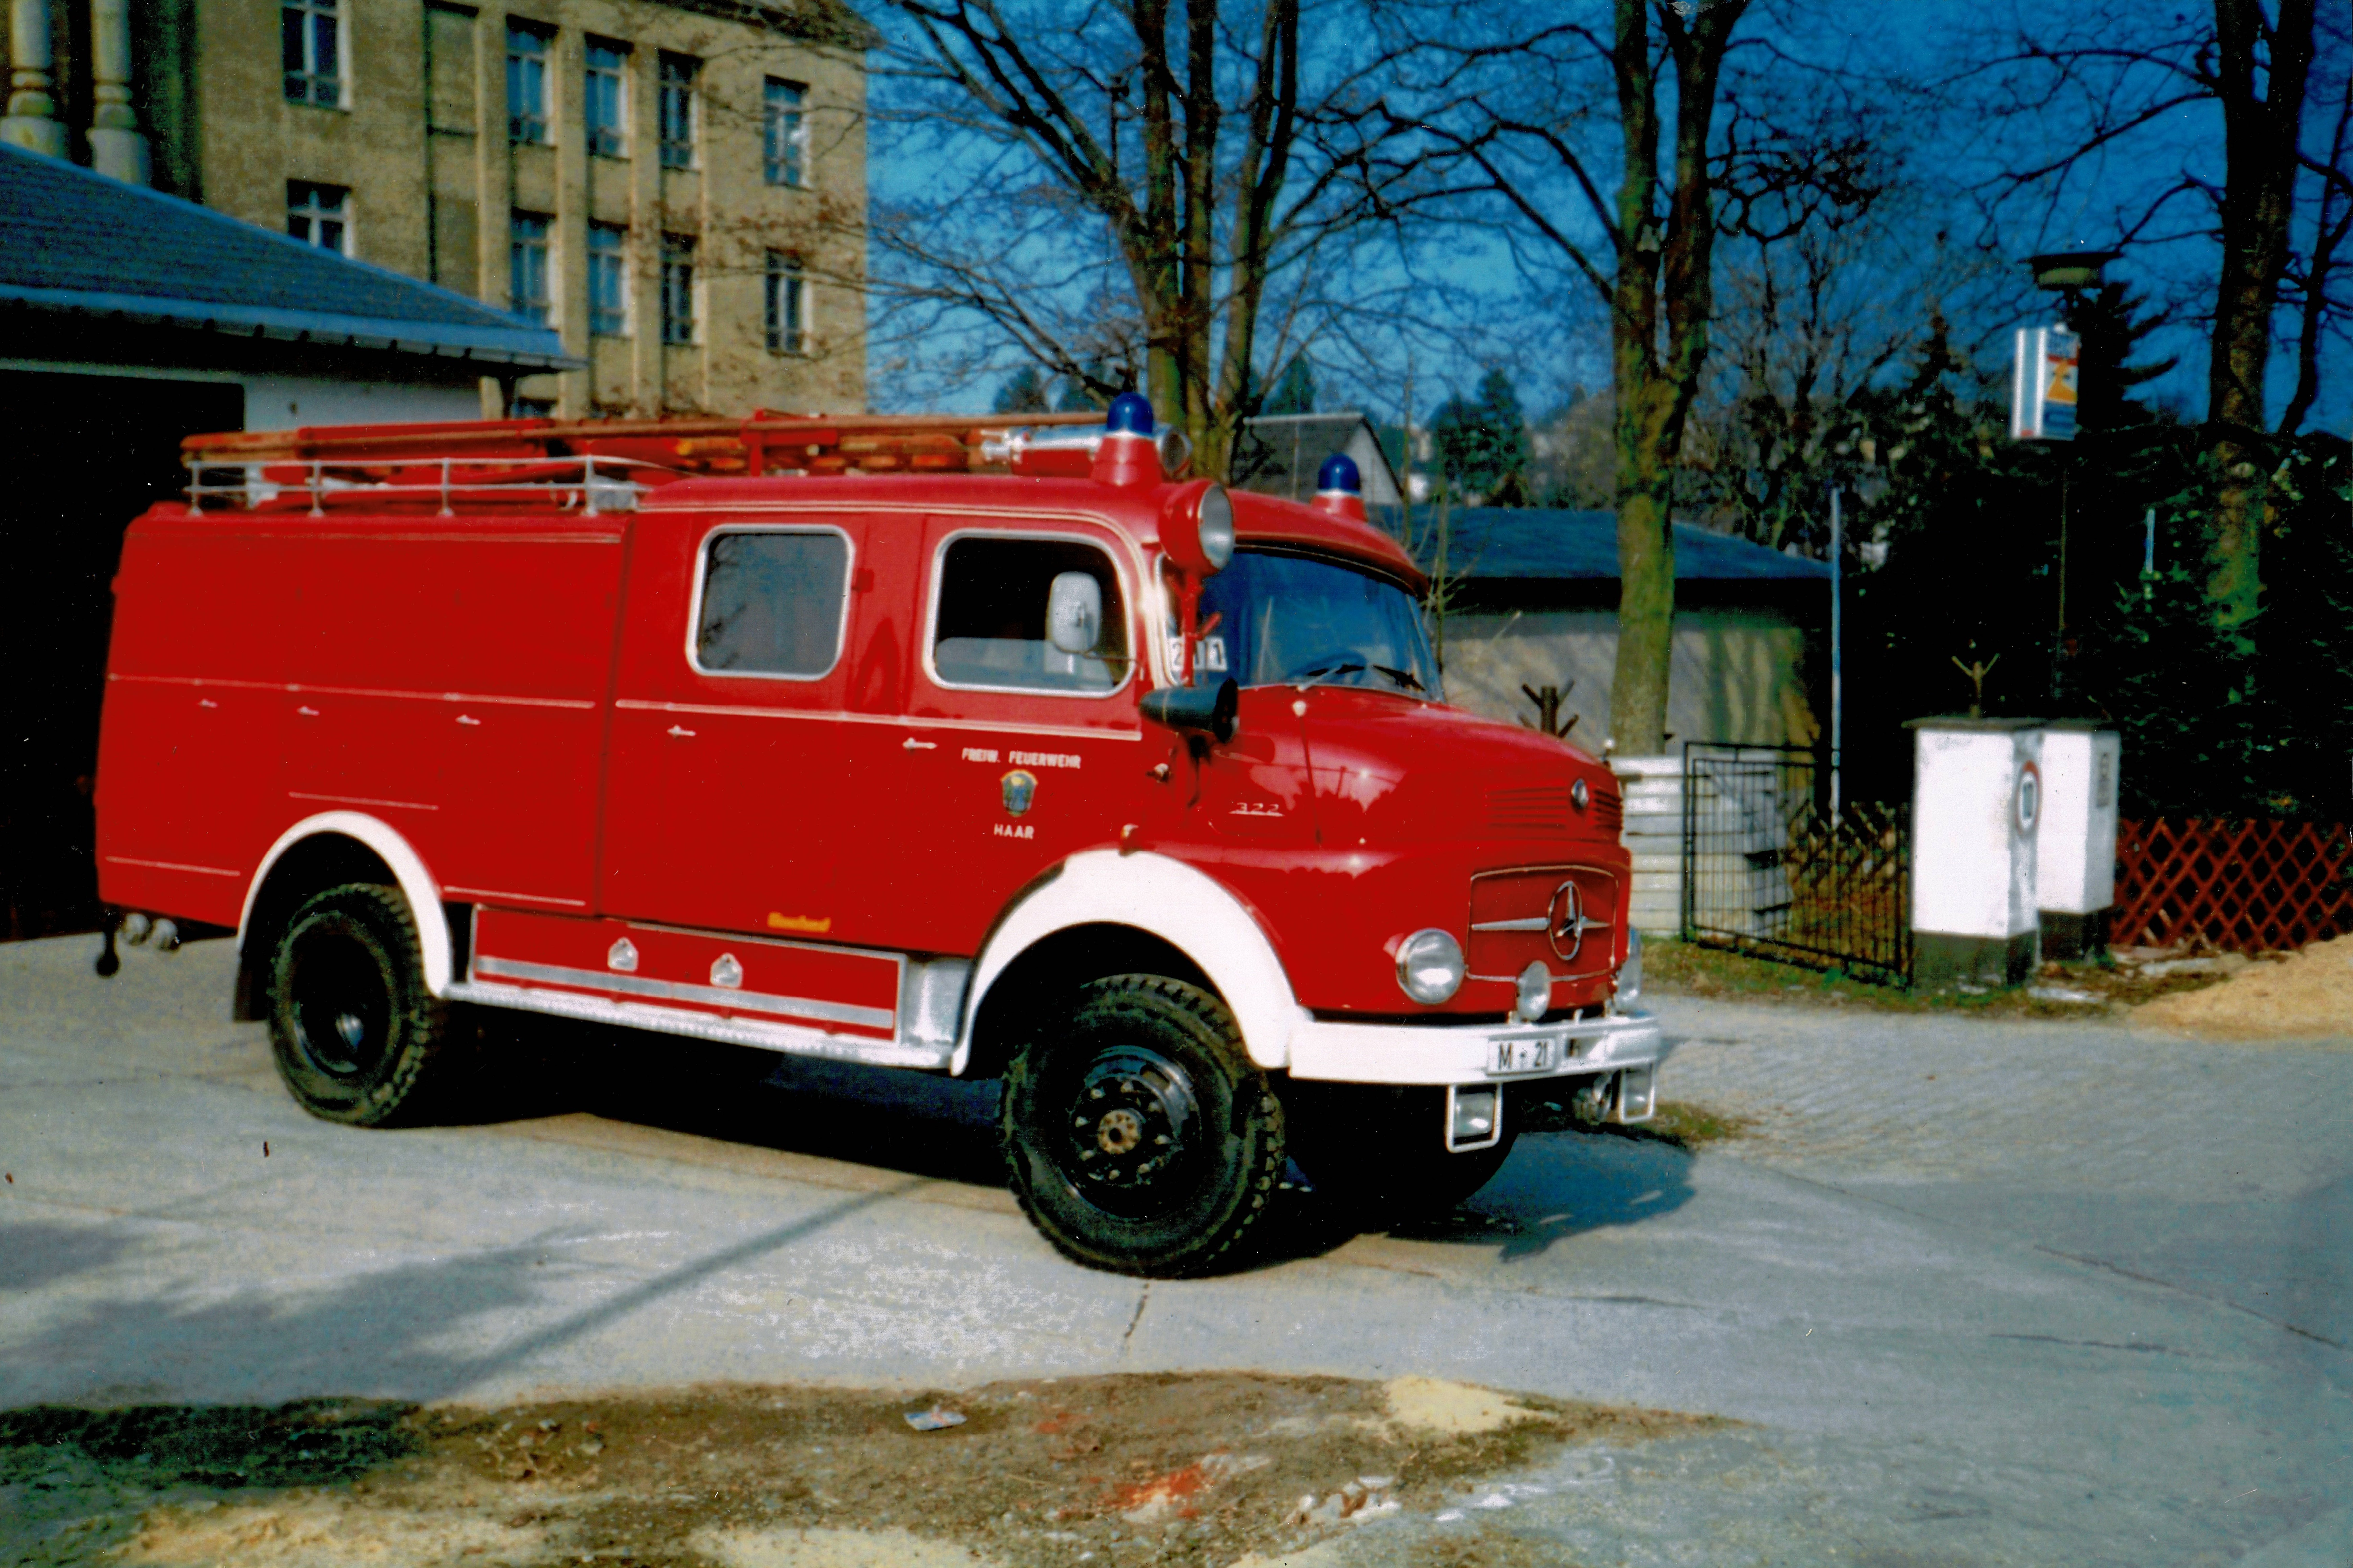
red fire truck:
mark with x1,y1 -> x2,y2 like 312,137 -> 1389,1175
93,394 -> 1660,1275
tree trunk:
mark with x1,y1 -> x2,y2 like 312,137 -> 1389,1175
2203,0 -> 2314,629
1606,0 -> 1743,754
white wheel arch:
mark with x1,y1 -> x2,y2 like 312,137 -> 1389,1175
238,812 -> 454,996
954,848 -> 1304,1074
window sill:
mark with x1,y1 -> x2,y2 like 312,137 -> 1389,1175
284,97 -> 349,113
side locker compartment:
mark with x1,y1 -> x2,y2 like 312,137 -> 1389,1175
464,906 -> 951,1068
95,524 -> 273,928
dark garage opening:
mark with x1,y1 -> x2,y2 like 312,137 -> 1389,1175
1,369 -> 244,940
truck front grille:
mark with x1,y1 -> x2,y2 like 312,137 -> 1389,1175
1467,864 -> 1621,981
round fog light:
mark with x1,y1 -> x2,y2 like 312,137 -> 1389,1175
1515,960 -> 1551,1023
1395,928 -> 1465,1004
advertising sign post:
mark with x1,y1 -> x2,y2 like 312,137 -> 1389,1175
2010,326 -> 2081,442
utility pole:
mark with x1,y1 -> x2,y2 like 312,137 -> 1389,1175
1829,486 -> 1843,819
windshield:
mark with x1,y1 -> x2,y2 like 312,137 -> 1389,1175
1193,550 -> 1442,700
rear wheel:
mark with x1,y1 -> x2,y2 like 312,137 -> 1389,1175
1288,1084 -> 1519,1220
1001,975 -> 1284,1276
267,883 -> 457,1127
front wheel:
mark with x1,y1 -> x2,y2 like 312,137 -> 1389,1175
1001,975 -> 1285,1276
267,882 -> 458,1127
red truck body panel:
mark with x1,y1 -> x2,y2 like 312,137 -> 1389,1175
96,443 -> 1631,1045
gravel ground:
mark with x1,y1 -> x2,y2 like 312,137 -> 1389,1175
4,935 -> 2350,1566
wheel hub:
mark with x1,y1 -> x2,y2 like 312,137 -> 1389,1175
1062,1046 -> 1197,1203
287,918 -> 393,1080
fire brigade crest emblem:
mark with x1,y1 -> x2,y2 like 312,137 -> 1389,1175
1001,769 -> 1037,817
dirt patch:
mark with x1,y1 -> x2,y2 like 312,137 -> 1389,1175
1379,1379 -> 1542,1438
2132,934 -> 2353,1040
2,1374 -> 1708,1567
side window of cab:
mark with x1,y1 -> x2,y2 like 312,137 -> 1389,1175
927,534 -> 1131,695
692,527 -> 853,680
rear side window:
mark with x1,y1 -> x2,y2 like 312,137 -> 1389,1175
931,535 -> 1129,694
694,530 -> 849,677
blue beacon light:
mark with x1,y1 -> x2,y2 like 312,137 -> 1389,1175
1316,452 -> 1361,495
1105,392 -> 1156,436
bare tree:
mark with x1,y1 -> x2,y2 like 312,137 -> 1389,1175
2279,6 -> 2353,436
1405,0 -> 1794,755
1968,0 -> 2328,629
868,0 -> 1452,477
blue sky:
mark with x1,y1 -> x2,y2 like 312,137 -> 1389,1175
859,0 -> 2350,437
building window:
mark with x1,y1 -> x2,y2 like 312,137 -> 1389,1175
660,235 -> 695,344
281,0 -> 342,106
585,40 -> 627,158
510,211 -> 552,325
286,181 -> 350,254
507,23 -> 551,144
589,222 -> 629,336
763,78 -> 809,187
765,253 -> 808,354
658,53 -> 697,169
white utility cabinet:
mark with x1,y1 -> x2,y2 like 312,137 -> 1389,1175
1909,717 -> 2044,987
2035,722 -> 2122,958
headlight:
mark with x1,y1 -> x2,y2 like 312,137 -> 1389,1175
1195,484 -> 1235,570
1515,960 -> 1551,1023
1159,479 -> 1234,576
1395,928 -> 1465,1004
1616,927 -> 1643,1003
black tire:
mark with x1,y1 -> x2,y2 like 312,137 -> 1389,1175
1287,1083 -> 1519,1220
1001,975 -> 1284,1276
266,882 -> 457,1127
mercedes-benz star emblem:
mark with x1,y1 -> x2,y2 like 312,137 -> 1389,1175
1546,878 -> 1611,961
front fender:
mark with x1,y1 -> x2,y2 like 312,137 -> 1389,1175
954,848 -> 1302,1074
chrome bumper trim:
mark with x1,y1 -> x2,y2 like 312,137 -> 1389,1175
1285,1009 -> 1664,1093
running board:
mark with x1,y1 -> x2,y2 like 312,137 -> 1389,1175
444,978 -> 957,1071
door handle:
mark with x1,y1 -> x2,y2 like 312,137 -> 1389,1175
295,705 -> 319,717
902,737 -> 938,751
667,724 -> 697,738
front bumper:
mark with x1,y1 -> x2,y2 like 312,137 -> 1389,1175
1285,1008 -> 1665,1120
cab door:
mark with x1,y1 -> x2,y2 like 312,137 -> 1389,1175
839,516 -> 1150,957
602,513 -> 869,937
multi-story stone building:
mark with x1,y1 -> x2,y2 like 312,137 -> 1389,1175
1,0 -> 873,416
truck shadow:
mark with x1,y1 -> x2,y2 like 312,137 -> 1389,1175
473,1018 -> 1700,1273
1259,1129 -> 1700,1267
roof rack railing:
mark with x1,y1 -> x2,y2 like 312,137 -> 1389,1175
180,409 -> 1112,485
184,451 -> 667,517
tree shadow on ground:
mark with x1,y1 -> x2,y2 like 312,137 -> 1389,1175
0,1178 -> 909,1416
0,1222 -> 133,1294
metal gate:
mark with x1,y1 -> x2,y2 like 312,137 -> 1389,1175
1681,744 -> 1911,984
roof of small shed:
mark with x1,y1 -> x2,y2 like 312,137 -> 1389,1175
1378,506 -> 1830,584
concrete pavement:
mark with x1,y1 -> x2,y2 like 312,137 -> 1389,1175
3,933 -> 2349,1564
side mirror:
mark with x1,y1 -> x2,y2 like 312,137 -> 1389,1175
1142,677 -> 1239,745
1046,571 -> 1103,655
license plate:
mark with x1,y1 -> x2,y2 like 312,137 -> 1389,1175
1489,1034 -> 1562,1075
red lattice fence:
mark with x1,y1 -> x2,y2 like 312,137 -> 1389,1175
2113,818 -> 2353,952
